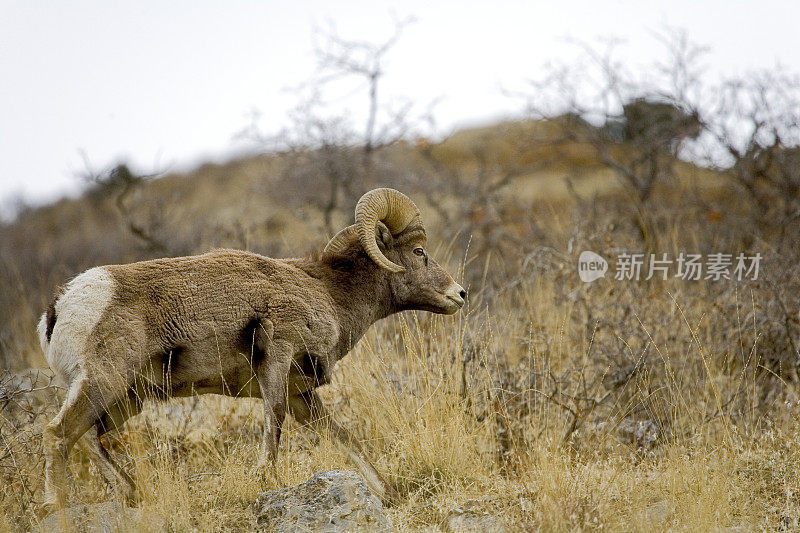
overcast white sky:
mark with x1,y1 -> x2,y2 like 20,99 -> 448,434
1,1 -> 798,214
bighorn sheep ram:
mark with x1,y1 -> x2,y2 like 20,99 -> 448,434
38,188 -> 465,509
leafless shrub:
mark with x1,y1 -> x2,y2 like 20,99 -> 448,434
80,161 -> 192,255
0,369 -> 59,520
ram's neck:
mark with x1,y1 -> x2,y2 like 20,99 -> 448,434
288,255 -> 394,359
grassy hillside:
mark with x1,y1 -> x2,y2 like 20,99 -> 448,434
2,118 -> 799,531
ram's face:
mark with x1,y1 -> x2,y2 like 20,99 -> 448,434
383,231 -> 466,315
322,189 -> 467,315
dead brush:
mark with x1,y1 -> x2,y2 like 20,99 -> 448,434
0,369 -> 59,527
3,149 -> 800,529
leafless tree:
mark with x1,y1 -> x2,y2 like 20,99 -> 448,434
522,32 -> 704,205
241,17 -> 432,236
701,70 -> 800,245
310,17 -> 420,174
78,157 -> 170,253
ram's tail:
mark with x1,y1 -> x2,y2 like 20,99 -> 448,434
36,299 -> 58,359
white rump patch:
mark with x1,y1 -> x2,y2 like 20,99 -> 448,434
46,267 -> 116,384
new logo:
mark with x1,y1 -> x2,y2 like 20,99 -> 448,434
578,251 -> 608,283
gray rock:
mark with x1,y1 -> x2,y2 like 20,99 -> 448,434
34,502 -> 166,533
444,501 -> 508,533
254,470 -> 393,532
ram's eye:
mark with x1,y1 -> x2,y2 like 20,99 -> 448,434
413,247 -> 425,257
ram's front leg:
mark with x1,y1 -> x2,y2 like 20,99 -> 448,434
289,388 -> 401,505
253,329 -> 291,474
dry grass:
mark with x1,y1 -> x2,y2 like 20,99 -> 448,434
2,121 -> 800,531
3,261 -> 799,531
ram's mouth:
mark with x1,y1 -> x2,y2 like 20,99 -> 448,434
437,291 -> 465,312
446,294 -> 465,308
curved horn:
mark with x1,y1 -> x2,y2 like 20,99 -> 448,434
355,188 -> 421,272
323,225 -> 357,256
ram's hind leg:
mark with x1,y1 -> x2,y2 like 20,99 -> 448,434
44,376 -> 117,509
84,424 -> 137,503
84,391 -> 142,502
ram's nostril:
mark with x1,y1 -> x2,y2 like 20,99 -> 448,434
459,289 -> 467,299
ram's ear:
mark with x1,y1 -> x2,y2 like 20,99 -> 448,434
376,221 -> 394,251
